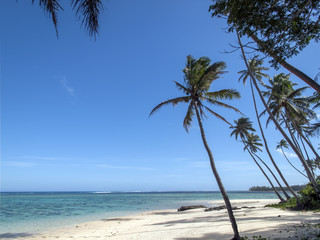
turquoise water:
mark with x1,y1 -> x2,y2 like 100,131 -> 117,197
0,191 -> 278,234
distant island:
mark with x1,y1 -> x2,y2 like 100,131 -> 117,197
249,185 -> 306,192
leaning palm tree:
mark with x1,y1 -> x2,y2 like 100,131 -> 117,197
230,118 -> 285,202
238,57 -> 291,199
150,55 -> 241,240
276,140 -> 307,178
31,0 -> 103,38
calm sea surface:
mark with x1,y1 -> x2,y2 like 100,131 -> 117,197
0,191 -> 278,234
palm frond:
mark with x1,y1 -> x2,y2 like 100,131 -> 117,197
34,0 -> 63,37
183,102 -> 195,132
71,0 -> 103,38
308,122 -> 320,137
286,86 -> 309,99
205,98 -> 242,114
197,102 -> 208,119
174,81 -> 191,95
238,70 -> 249,85
197,61 -> 227,91
203,105 -> 231,125
205,89 -> 240,100
149,96 -> 190,117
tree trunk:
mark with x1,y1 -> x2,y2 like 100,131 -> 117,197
246,149 -> 284,202
194,104 -> 240,240
249,33 -> 320,94
296,126 -> 320,161
253,152 -> 299,199
249,79 -> 291,199
280,148 -> 308,178
236,30 -> 320,193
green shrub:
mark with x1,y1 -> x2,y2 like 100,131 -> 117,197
266,197 -> 297,210
266,177 -> 320,211
298,176 -> 320,210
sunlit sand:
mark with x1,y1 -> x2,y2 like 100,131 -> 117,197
12,199 -> 320,240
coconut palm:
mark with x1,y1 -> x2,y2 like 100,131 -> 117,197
262,74 -> 315,127
238,57 -> 291,199
238,56 -> 269,86
31,0 -> 103,38
230,118 -> 285,201
150,55 -> 241,240
263,74 -> 319,163
229,117 -> 255,141
276,140 -> 307,178
236,30 -> 319,193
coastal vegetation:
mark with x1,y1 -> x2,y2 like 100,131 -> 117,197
249,185 -> 307,192
266,177 -> 320,211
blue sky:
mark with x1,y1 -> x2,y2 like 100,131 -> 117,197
1,0 -> 319,192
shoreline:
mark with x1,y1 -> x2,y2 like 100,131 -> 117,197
2,199 -> 320,240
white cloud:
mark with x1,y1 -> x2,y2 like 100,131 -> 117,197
60,77 -> 75,97
96,164 -> 153,171
4,161 -> 37,168
21,156 -> 68,161
188,161 -> 208,168
276,149 -> 297,158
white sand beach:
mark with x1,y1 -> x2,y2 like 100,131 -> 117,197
5,199 -> 320,240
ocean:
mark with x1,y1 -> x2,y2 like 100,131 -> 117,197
0,191 -> 278,235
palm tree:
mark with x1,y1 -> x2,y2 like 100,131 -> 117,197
262,74 -> 315,127
238,57 -> 291,199
230,118 -> 285,202
150,55 -> 241,240
263,74 -> 319,163
229,117 -> 255,141
236,30 -> 320,194
31,0 -> 103,38
276,140 -> 307,178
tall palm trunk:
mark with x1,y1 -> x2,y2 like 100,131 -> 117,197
246,149 -> 284,202
296,126 -> 320,161
249,79 -> 291,199
299,138 -> 315,177
252,152 -> 299,199
236,30 -> 320,194
283,116 -> 304,156
249,33 -> 320,94
194,104 -> 240,240
280,147 -> 308,178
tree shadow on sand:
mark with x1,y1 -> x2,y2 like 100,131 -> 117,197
0,233 -> 34,239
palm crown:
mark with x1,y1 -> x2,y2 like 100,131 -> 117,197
230,117 -> 255,141
276,139 -> 289,150
150,55 -> 241,132
243,133 -> 263,153
262,73 -> 316,126
238,56 -> 269,85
